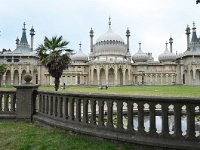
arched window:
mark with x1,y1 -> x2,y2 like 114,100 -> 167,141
110,40 -> 112,44
107,40 -> 109,44
113,40 -> 115,44
116,41 -> 118,44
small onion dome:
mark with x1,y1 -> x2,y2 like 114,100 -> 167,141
158,42 -> 176,62
132,42 -> 149,62
71,42 -> 88,62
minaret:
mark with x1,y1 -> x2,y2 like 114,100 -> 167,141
20,22 -> 29,45
169,37 -> 173,53
191,22 -> 198,43
185,25 -> 191,50
89,28 -> 94,53
16,37 -> 19,48
30,26 -> 35,50
126,28 -> 130,53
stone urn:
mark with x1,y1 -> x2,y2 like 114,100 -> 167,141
23,73 -> 32,84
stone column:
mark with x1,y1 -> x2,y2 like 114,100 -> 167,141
105,65 -> 108,85
11,66 -> 14,85
14,74 -> 39,121
114,66 -> 118,85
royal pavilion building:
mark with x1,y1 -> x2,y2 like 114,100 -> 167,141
0,19 -> 200,86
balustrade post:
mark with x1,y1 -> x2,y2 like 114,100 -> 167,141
69,97 -> 75,121
174,104 -> 182,138
98,100 -> 104,127
0,94 -> 2,112
10,93 -> 16,112
127,101 -> 134,132
90,99 -> 96,125
48,95 -> 51,115
4,94 -> 9,112
42,95 -> 45,113
107,100 -> 113,128
161,103 -> 169,137
186,104 -> 197,141
75,98 -> 81,122
117,101 -> 123,130
83,98 -> 88,123
50,96 -> 53,116
149,103 -> 156,135
14,74 -> 39,121
53,96 -> 57,117
57,96 -> 63,118
138,102 -> 145,134
64,97 -> 68,120
45,95 -> 48,114
39,95 -> 42,113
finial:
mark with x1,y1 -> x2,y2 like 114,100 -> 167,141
126,27 -> 130,36
169,36 -> 173,43
109,16 -> 111,29
79,42 -> 82,50
165,41 -> 168,49
193,21 -> 195,28
139,41 -> 142,50
23,22 -> 26,30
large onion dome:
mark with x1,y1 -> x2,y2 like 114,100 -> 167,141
159,42 -> 176,62
132,42 -> 149,62
94,17 -> 127,56
71,42 -> 88,62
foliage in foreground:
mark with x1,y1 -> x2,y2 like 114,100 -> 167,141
0,121 -> 132,150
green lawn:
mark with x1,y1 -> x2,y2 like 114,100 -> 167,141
1,85 -> 200,98
0,121 -> 131,150
39,85 -> 200,98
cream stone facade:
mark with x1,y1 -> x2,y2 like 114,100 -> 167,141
1,20 -> 200,86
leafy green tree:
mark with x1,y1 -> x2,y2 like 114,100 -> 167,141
36,36 -> 72,91
0,64 -> 6,86
197,0 -> 200,4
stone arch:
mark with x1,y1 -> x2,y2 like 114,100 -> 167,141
117,68 -> 123,85
5,70 -> 11,85
93,69 -> 97,85
125,69 -> 128,85
100,68 -> 106,85
190,70 -> 193,85
13,70 -> 19,85
33,69 -> 38,84
108,68 -> 114,86
21,70 -> 26,84
195,69 -> 200,85
183,70 -> 187,85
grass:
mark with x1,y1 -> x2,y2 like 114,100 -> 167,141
1,85 -> 200,97
0,121 -> 132,150
38,85 -> 200,98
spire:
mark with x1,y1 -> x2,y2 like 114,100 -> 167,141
191,21 -> 198,42
139,42 -> 142,51
108,16 -> 111,29
165,41 -> 169,52
79,42 -> 82,51
20,22 -> 29,44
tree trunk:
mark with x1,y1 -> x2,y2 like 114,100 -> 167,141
54,77 -> 60,91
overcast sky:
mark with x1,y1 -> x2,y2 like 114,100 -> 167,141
0,0 -> 200,60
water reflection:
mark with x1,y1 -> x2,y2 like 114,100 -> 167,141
133,115 -> 188,134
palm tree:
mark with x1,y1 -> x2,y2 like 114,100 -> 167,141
0,64 -> 6,87
36,36 -> 72,91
